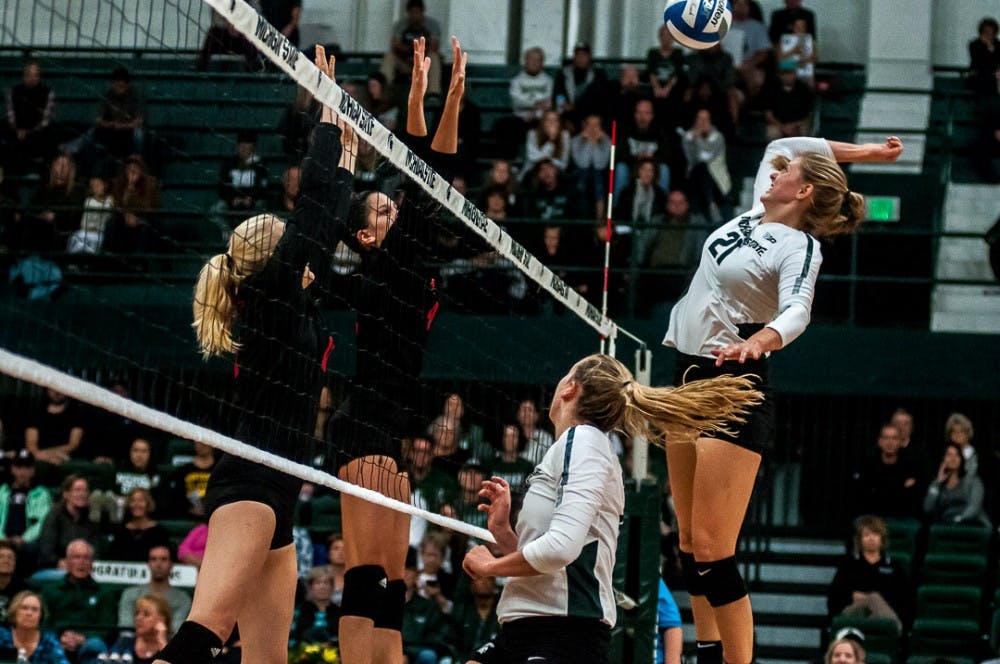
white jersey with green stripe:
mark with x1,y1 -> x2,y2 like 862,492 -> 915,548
498,424 -> 624,626
664,137 -> 830,358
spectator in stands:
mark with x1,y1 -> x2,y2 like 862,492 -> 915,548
290,566 -> 339,646
647,25 -> 689,118
67,176 -> 113,254
108,488 -> 169,562
924,442 -> 991,528
827,515 -> 908,634
516,399 -> 554,464
444,463 -> 487,529
768,0 -> 817,46
606,65 -> 647,131
851,423 -> 922,520
407,435 -> 458,518
260,0 -> 301,47
365,72 -> 398,132
614,156 -> 668,263
509,47 -> 553,127
0,544 -> 26,622
327,533 -> 345,606
535,225 -> 580,296
195,4 -> 262,72
37,476 -> 101,570
823,636 -> 865,664
518,159 -> 585,250
24,388 -> 85,465
268,165 -> 300,218
160,441 -> 215,519
969,17 -> 1000,97
104,155 -> 160,255
3,61 -> 55,174
42,539 -> 117,662
93,67 -> 145,167
0,166 -> 19,251
553,42 -> 608,130
643,189 -> 704,305
0,590 -> 68,664
429,416 -> 470,474
176,520 -> 207,568
656,578 -> 683,664
777,17 -> 817,87
488,424 -> 533,504
681,108 -> 732,223
449,576 -> 499,662
433,394 -> 485,460
686,47 -> 739,132
113,438 -> 161,497
416,532 -> 455,616
481,159 -> 517,211
0,450 -> 51,551
569,113 -> 611,217
614,99 -> 671,198
943,412 -> 978,475
118,545 -> 190,634
109,594 -> 171,664
213,131 -> 268,235
765,59 -> 815,140
401,563 -> 449,664
522,110 -> 571,181
381,0 -> 442,97
24,154 -> 84,253
726,0 -> 774,110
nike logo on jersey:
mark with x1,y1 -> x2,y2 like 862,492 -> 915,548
697,568 -> 712,576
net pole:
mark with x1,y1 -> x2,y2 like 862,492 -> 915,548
0,348 -> 496,542
600,121 -> 618,355
631,346 -> 653,483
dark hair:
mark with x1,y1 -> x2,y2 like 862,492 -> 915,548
406,0 -> 425,10
111,66 -> 130,82
500,422 -> 526,453
236,130 -> 257,145
943,442 -> 967,478
344,190 -> 376,253
853,514 -> 888,553
979,17 -> 999,35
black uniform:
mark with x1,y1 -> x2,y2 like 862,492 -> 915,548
328,133 -> 469,469
204,123 -> 349,549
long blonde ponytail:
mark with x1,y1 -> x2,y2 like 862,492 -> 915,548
192,213 -> 285,359
570,354 -> 762,445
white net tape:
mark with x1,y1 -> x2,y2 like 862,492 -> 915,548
0,348 -> 496,542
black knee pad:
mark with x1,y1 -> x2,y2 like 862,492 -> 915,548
341,565 -> 388,620
680,550 -> 705,596
695,640 -> 723,664
157,620 -> 224,664
697,556 -> 747,608
373,579 -> 406,631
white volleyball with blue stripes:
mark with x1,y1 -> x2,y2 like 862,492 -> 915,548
663,0 -> 732,50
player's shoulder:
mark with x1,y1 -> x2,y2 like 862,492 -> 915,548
568,425 -> 614,456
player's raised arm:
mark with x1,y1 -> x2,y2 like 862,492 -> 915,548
407,36 -> 431,137
431,36 -> 467,155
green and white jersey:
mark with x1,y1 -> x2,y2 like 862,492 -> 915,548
664,137 -> 830,358
498,424 -> 625,626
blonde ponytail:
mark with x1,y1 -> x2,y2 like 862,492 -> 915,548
192,253 -> 238,359
191,213 -> 285,360
570,354 -> 762,445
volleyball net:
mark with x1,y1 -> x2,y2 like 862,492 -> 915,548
0,0 -> 650,542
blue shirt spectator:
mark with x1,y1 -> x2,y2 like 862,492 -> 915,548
656,578 -> 682,664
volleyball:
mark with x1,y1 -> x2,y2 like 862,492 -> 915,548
663,0 -> 732,50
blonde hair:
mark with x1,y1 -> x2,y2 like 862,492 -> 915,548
569,354 -> 762,445
135,594 -> 172,636
824,637 -> 865,664
7,590 -> 44,627
944,412 -> 974,440
192,214 -> 285,359
771,152 -> 865,238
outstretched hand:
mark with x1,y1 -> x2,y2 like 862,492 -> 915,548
477,476 -> 512,533
411,36 -> 431,101
446,36 -> 468,101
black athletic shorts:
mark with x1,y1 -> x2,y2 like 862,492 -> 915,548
324,393 -> 404,472
203,453 -> 301,550
488,616 -> 610,664
674,352 -> 774,454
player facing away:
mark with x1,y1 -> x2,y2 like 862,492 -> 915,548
663,134 -> 903,664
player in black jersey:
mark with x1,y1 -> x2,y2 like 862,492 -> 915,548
155,47 -> 349,664
329,37 -> 476,664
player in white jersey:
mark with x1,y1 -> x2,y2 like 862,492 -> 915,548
663,135 -> 903,664
462,353 -> 762,664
